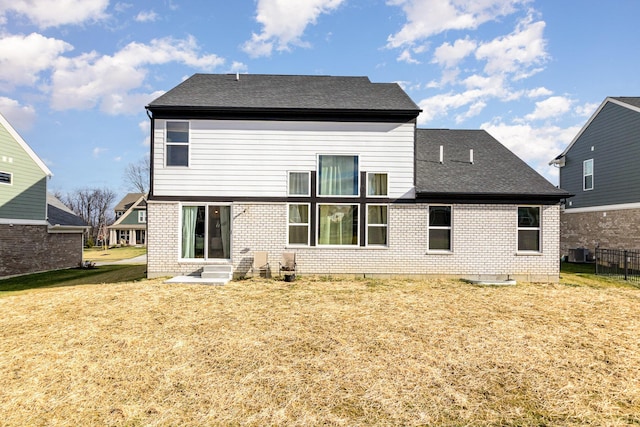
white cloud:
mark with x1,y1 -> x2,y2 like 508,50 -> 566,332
135,10 -> 158,22
475,16 -> 548,78
49,36 -> 224,114
575,101 -> 599,118
0,33 -> 73,88
0,97 -> 37,131
432,37 -> 477,68
243,0 -> 345,57
524,96 -> 572,121
93,147 -> 107,157
0,0 -> 109,28
386,0 -> 527,48
482,120 -> 581,183
397,49 -> 420,64
527,87 -> 553,98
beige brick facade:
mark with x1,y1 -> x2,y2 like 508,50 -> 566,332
148,201 -> 561,282
560,208 -> 640,256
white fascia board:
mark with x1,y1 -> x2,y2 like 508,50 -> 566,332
0,218 -> 48,225
0,112 -> 53,177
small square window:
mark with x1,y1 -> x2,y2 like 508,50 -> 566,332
288,172 -> 310,196
367,173 -> 388,197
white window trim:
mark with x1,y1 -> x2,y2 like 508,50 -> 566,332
165,121 -> 190,168
178,203 -> 233,262
316,154 -> 360,198
427,204 -> 453,253
287,203 -> 311,247
287,171 -> 311,197
366,203 -> 389,247
138,210 -> 147,223
583,159 -> 594,191
517,205 -> 542,254
366,172 -> 389,198
0,171 -> 12,185
316,203 -> 359,247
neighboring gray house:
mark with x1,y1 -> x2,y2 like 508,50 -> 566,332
145,74 -> 568,282
551,97 -> 640,258
107,193 -> 147,246
0,112 -> 88,278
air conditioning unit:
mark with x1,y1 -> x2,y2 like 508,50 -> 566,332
568,248 -> 588,263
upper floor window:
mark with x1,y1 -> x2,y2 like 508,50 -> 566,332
318,155 -> 358,196
428,205 -> 452,251
518,206 -> 540,252
288,172 -> 310,196
367,172 -> 388,197
0,171 -> 11,185
583,159 -> 593,191
138,210 -> 147,223
166,121 -> 189,167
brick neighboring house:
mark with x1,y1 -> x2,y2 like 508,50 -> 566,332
551,97 -> 640,258
145,74 -> 569,282
107,193 -> 147,246
0,112 -> 88,278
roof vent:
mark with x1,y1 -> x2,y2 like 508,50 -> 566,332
236,72 -> 239,81
470,149 -> 474,164
439,145 -> 443,164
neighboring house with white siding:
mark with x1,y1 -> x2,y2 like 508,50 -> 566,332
551,97 -> 640,257
145,74 -> 569,282
107,192 -> 147,246
0,112 -> 88,278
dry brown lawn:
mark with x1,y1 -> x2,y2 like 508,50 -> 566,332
1,275 -> 639,426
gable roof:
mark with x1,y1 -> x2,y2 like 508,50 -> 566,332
146,74 -> 421,119
46,193 -> 88,228
0,112 -> 52,177
416,129 -> 570,202
114,193 -> 146,211
552,96 -> 640,162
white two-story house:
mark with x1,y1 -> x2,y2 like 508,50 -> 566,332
145,74 -> 568,282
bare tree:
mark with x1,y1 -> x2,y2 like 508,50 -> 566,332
63,187 -> 117,245
123,157 -> 150,193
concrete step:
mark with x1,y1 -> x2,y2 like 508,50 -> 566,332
200,264 -> 233,281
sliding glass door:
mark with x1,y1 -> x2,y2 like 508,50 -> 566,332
181,205 -> 231,260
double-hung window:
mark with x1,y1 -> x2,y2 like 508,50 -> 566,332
166,121 -> 189,167
138,210 -> 147,223
518,206 -> 541,252
429,205 -> 452,251
288,204 -> 310,246
367,205 -> 388,246
583,159 -> 593,191
0,171 -> 11,185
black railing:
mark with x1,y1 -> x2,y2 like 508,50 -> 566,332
595,248 -> 640,282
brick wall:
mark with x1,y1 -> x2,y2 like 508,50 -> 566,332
561,208 -> 640,255
147,202 -> 561,282
0,224 -> 83,278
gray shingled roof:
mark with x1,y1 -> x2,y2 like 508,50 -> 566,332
47,194 -> 88,227
147,74 -> 421,113
416,129 -> 570,199
611,97 -> 640,109
114,193 -> 146,211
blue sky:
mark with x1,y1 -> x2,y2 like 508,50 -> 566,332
1,0 -> 639,197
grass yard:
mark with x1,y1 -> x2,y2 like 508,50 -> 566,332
0,271 -> 638,426
84,245 -> 147,263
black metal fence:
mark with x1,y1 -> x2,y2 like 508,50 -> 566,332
595,248 -> 640,282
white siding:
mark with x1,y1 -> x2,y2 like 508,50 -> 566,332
153,120 -> 415,198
